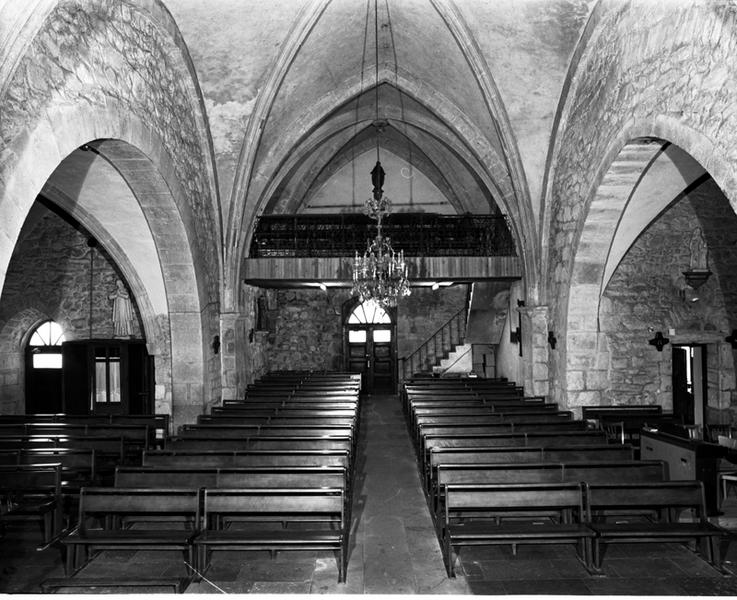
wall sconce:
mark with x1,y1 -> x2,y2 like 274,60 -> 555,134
548,331 -> 557,349
648,331 -> 670,352
726,330 -> 737,349
510,327 -> 520,344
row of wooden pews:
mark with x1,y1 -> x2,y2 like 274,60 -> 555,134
0,413 -> 170,547
36,371 -> 360,592
403,376 -> 729,577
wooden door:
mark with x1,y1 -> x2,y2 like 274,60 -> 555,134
344,301 -> 397,393
25,348 -> 63,413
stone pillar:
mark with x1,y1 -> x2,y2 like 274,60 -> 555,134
518,305 -> 550,397
168,310 -> 205,430
220,310 -> 244,402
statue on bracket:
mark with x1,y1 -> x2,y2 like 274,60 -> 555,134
109,279 -> 133,338
689,227 -> 709,271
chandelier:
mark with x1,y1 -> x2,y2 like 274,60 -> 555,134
351,0 -> 411,309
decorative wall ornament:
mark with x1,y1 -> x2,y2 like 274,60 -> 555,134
648,331 -> 670,351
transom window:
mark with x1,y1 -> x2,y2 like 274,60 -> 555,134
348,300 -> 391,325
29,321 -> 65,346
28,321 -> 65,369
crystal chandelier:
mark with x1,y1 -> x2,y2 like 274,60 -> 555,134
351,0 -> 411,309
352,159 -> 410,308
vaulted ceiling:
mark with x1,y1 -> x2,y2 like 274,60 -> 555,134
166,0 -> 594,225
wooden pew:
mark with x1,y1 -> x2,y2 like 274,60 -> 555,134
424,444 -> 636,491
167,435 -> 353,453
115,465 -> 347,491
143,449 -> 351,469
59,487 -> 200,578
199,415 -> 355,427
178,423 -> 354,438
193,487 -> 348,583
585,481 -> 728,571
0,463 -> 62,544
441,482 -> 594,576
214,404 -> 357,414
115,465 -> 352,526
0,415 -> 169,448
421,431 -> 608,474
0,435 -> 126,466
432,460 -> 667,518
581,405 -> 677,445
415,419 -> 583,444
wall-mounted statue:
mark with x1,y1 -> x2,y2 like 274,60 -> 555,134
689,227 -> 709,271
109,279 -> 133,337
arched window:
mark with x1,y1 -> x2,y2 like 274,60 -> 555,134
347,300 -> 391,325
28,321 -> 65,369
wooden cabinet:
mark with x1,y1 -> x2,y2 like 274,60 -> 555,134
640,429 -> 726,515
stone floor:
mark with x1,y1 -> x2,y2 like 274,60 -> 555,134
2,394 -> 737,595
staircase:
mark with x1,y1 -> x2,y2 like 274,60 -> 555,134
401,306 -> 468,380
432,343 -> 473,376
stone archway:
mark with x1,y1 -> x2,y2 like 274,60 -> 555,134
543,2 -> 737,409
0,0 -> 222,426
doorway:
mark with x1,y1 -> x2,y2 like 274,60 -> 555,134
344,300 -> 397,393
25,321 -> 65,413
672,344 -> 707,427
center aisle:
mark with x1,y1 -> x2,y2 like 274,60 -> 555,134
333,393 -> 469,594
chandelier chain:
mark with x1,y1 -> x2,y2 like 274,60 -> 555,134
351,0 -> 410,309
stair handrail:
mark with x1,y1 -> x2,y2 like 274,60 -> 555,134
401,306 -> 468,381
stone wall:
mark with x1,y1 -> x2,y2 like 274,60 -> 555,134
253,286 -> 469,381
0,202 -> 144,413
267,289 -> 350,372
593,183 -> 737,421
397,285 -> 469,360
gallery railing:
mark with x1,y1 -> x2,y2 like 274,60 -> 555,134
249,213 -> 516,258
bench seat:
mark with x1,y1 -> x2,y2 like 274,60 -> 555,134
194,487 -> 348,582
60,488 -> 200,577
442,482 -> 593,576
40,577 -> 189,593
449,521 -> 594,543
586,481 -> 729,571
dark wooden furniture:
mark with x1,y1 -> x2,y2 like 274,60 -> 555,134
60,487 -> 200,577
143,449 -> 351,469
193,488 -> 348,583
0,463 -> 62,544
442,482 -> 594,577
640,429 -> 727,515
586,481 -> 728,571
433,460 -> 666,518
